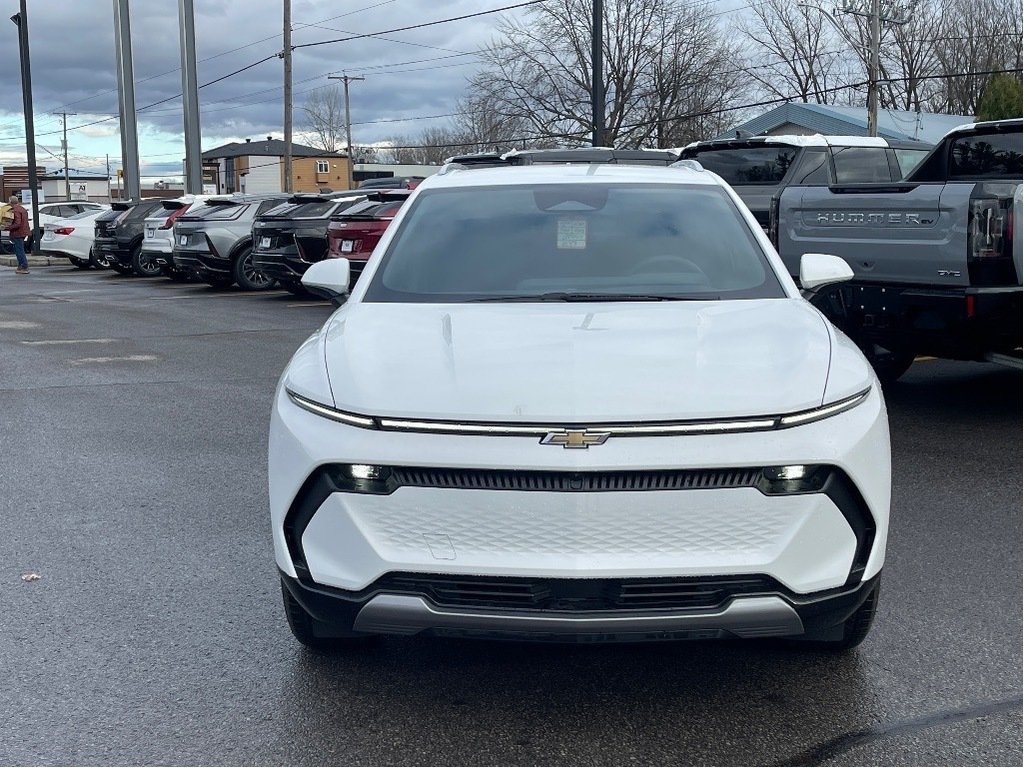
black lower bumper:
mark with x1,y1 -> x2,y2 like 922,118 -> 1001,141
819,282 -> 1022,360
252,250 -> 309,283
95,238 -> 131,267
280,570 -> 880,643
173,248 -> 227,276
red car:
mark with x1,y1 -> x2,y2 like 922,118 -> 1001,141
325,190 -> 412,286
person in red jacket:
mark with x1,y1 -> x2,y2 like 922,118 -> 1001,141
9,195 -> 29,274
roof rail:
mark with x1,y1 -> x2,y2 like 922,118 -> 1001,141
670,159 -> 704,172
440,147 -> 683,173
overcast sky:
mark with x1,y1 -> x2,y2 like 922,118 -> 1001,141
0,0 -> 530,180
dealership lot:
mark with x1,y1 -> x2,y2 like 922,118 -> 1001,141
0,266 -> 1020,765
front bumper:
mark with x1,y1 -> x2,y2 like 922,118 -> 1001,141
270,383 -> 891,628
281,569 -> 880,642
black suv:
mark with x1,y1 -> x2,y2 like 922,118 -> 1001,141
251,192 -> 365,293
93,199 -> 166,275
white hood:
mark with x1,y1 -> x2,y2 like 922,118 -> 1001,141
323,299 -> 832,422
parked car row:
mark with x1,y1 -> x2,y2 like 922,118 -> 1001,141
39,188 -> 415,295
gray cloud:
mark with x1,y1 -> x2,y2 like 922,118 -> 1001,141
0,0 -> 522,173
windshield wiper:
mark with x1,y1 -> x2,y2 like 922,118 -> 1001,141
467,292 -> 719,303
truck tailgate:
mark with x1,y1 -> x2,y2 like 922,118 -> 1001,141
777,183 -> 974,287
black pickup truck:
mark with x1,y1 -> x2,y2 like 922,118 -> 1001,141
772,119 -> 1022,380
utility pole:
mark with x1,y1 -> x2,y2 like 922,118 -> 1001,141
282,0 -> 293,193
52,111 -> 76,200
816,0 -> 914,138
113,0 -> 141,201
178,0 -> 202,194
11,0 -> 40,253
106,154 -> 111,202
591,0 -> 604,147
329,74 -> 364,190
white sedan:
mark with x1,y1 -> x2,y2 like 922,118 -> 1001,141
269,154 -> 891,650
39,209 -> 108,268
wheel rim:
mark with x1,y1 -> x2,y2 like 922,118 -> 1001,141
241,252 -> 272,288
138,252 -> 161,276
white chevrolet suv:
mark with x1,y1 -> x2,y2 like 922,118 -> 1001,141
269,150 -> 891,650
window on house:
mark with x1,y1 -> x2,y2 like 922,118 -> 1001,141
316,160 -> 330,174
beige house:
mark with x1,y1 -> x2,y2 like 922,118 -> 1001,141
201,137 -> 350,195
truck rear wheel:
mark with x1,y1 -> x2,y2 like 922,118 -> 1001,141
864,345 -> 915,384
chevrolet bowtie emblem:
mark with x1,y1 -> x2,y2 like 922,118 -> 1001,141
540,429 -> 611,449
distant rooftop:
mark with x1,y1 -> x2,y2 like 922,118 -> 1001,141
202,138 -> 346,160
719,103 -> 973,144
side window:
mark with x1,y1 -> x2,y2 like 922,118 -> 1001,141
831,147 -> 893,183
789,149 -> 830,185
894,149 -> 929,178
316,160 -> 330,174
256,199 -> 287,215
948,132 -> 1022,179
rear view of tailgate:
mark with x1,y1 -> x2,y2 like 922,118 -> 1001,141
777,183 -> 973,287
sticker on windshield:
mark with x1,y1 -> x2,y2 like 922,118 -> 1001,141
557,218 -> 587,250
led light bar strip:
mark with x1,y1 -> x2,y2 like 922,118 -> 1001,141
286,388 -> 871,436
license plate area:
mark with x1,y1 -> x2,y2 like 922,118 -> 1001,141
340,240 -> 355,253
260,236 -> 271,249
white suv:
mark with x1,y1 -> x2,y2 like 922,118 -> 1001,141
269,150 -> 891,649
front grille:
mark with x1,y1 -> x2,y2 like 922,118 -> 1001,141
390,467 -> 761,492
372,572 -> 781,612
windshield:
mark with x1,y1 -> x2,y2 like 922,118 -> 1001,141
363,183 -> 783,303
687,146 -> 797,185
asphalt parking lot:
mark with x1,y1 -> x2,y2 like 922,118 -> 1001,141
0,264 -> 1020,766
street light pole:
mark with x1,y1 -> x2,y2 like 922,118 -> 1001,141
178,0 -> 202,194
283,0 -> 293,193
329,74 -> 363,190
52,111 -> 76,201
11,0 -> 40,254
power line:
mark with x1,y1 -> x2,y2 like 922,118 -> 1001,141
293,1 -> 550,50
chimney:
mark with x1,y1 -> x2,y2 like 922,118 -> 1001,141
245,138 -> 251,143
267,135 -> 273,141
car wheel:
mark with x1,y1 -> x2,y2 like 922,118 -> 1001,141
89,247 -> 110,269
863,345 -> 915,384
68,255 -> 91,269
232,247 -> 276,291
794,581 -> 880,651
280,579 -> 369,651
280,280 -> 308,296
131,246 -> 162,278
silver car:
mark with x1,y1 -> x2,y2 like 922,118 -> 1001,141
172,193 -> 288,290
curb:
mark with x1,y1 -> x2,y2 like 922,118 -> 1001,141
0,254 -> 62,267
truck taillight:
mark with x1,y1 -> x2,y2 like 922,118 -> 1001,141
968,198 -> 1005,259
967,187 -> 1016,286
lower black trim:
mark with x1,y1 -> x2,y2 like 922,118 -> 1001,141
279,570 -> 881,641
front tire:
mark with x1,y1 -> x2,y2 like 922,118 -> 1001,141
131,246 -> 162,278
280,579 -> 368,651
863,345 -> 915,385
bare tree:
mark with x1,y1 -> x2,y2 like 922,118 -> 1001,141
737,0 -> 847,104
465,0 -> 747,148
929,0 -> 1023,114
302,86 -> 345,153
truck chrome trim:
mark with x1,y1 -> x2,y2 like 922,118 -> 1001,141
352,594 -> 805,638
